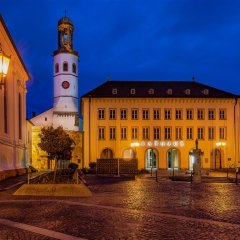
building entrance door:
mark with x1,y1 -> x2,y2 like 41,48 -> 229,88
145,148 -> 157,169
167,148 -> 180,169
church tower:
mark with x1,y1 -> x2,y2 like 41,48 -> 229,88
52,16 -> 79,131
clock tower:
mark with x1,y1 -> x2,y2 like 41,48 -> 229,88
52,16 -> 79,131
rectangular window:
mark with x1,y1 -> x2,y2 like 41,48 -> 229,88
153,109 -> 160,120
109,109 -> 116,120
142,109 -> 149,120
131,127 -> 138,140
109,127 -> 116,140
153,127 -> 160,140
186,109 -> 193,120
98,109 -> 105,119
98,127 -> 105,140
208,127 -> 215,140
197,127 -> 204,140
175,109 -> 182,120
219,127 -> 226,140
164,109 -> 171,120
219,109 -> 226,120
120,109 -> 127,120
197,109 -> 204,120
131,109 -> 138,120
164,127 -> 171,140
121,127 -> 127,140
19,93 -> 22,140
4,82 -> 8,134
208,109 -> 215,120
175,127 -> 182,140
186,127 -> 193,140
143,127 -> 150,140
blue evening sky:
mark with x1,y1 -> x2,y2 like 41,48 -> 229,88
1,0 -> 240,118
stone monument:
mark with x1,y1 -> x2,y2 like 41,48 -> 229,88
192,139 -> 203,183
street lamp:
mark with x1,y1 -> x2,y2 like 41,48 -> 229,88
216,142 -> 226,169
0,44 -> 10,88
130,142 -> 139,159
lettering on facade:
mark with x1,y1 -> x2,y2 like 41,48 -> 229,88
139,141 -> 185,148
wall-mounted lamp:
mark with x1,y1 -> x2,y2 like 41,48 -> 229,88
0,44 -> 10,88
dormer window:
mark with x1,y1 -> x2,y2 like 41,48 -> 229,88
202,89 -> 209,95
130,88 -> 136,95
112,88 -> 118,94
148,88 -> 154,95
167,89 -> 172,95
63,62 -> 68,72
185,89 -> 191,95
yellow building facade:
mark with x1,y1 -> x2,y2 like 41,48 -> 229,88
0,15 -> 30,179
81,81 -> 240,170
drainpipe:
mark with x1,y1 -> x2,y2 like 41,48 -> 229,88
234,98 -> 238,167
88,95 -> 91,168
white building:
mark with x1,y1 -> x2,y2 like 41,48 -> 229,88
0,15 -> 30,179
31,16 -> 80,131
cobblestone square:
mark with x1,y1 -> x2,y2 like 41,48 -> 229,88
1,174 -> 240,239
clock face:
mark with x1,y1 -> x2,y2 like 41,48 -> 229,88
62,81 -> 70,89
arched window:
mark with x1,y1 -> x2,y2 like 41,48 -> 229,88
100,148 -> 113,159
63,62 -> 68,72
72,63 -> 76,73
55,63 -> 59,73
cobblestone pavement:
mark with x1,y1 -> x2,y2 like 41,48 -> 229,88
1,175 -> 240,239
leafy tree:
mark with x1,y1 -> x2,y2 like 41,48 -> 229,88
38,126 -> 75,182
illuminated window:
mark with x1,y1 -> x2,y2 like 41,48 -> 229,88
175,109 -> 182,120
98,109 -> 105,119
208,109 -> 215,120
167,89 -> 172,95
72,63 -> 76,73
202,89 -> 209,95
109,109 -> 116,120
164,109 -> 171,120
186,109 -> 193,120
197,109 -> 204,120
142,109 -> 149,120
120,109 -> 127,120
153,109 -> 160,120
219,109 -> 226,120
142,127 -> 150,140
55,63 -> 59,73
175,127 -> 182,140
186,127 -> 193,140
109,127 -> 116,140
197,127 -> 204,140
63,62 -> 68,72
98,127 -> 105,140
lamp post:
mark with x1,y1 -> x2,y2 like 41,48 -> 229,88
216,142 -> 226,169
0,44 -> 10,88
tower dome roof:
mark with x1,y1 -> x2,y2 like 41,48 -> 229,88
58,17 -> 73,26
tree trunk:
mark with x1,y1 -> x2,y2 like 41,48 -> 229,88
53,158 -> 57,183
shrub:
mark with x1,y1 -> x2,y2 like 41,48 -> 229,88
68,163 -> 79,170
89,162 -> 96,170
